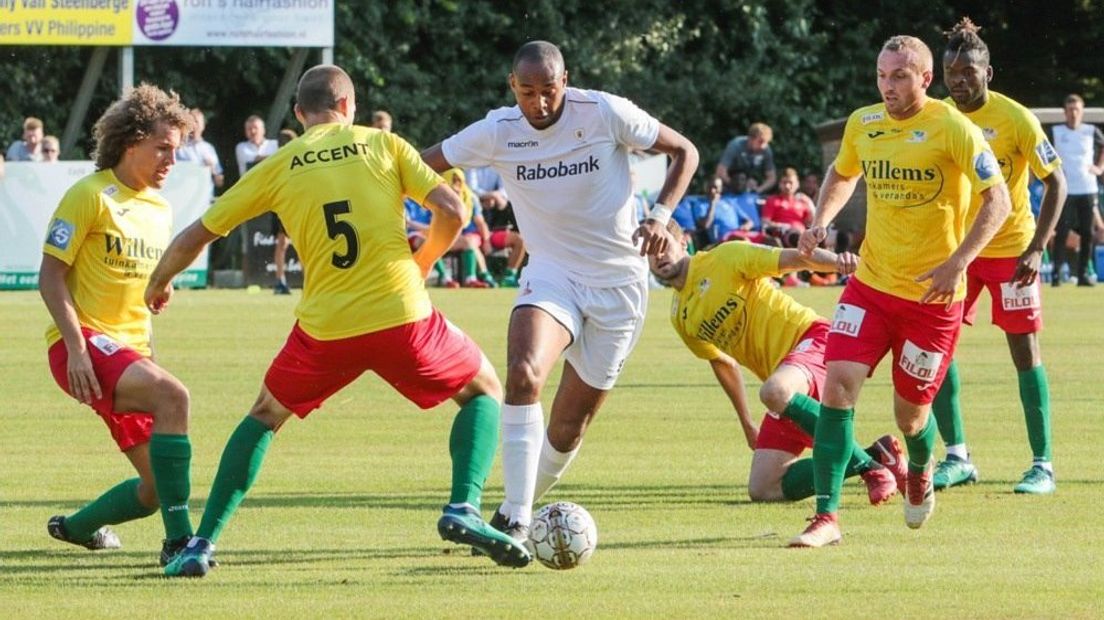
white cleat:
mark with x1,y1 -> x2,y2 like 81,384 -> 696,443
788,514 -> 842,548
904,464 -> 935,529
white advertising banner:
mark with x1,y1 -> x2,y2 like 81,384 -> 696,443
0,161 -> 211,290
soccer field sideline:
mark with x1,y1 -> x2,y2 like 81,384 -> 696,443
1,287 -> 1101,618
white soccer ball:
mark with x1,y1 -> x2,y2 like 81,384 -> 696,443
528,501 -> 598,570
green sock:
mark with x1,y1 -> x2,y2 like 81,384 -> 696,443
433,260 -> 448,279
461,250 -> 477,281
781,458 -> 816,500
64,477 -> 157,542
1019,365 -> 1052,462
149,434 -> 193,541
783,394 -> 875,473
449,395 -> 500,509
505,268 -> 517,278
903,414 -> 937,474
932,359 -> 966,445
812,405 -> 853,514
196,416 -> 274,543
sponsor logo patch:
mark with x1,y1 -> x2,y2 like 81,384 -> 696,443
89,333 -> 122,356
867,130 -> 886,139
102,185 -> 119,197
898,340 -> 943,382
974,150 -> 1000,181
1035,139 -> 1059,166
861,112 -> 884,124
46,218 -> 75,250
794,338 -> 814,353
1000,282 -> 1040,312
830,303 -> 866,337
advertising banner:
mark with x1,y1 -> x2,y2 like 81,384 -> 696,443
0,0 -> 334,47
0,161 -> 211,290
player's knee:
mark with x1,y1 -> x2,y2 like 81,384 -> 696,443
758,380 -> 793,413
505,359 -> 544,402
746,473 -> 781,502
152,373 -> 190,423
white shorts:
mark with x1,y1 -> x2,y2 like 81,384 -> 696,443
515,263 -> 648,390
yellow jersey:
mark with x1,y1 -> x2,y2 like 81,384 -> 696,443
203,123 -> 443,340
669,243 -> 821,380
835,99 -> 1002,301
42,169 -> 172,357
948,91 -> 1062,258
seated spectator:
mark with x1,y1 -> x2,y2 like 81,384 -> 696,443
671,199 -> 698,254
761,167 -> 815,247
404,197 -> 457,287
694,177 -> 765,248
467,166 -> 526,287
372,110 -> 393,132
443,168 -> 498,288
234,114 -> 278,177
715,122 -> 776,194
7,116 -> 45,162
41,135 -> 60,162
800,170 -> 820,201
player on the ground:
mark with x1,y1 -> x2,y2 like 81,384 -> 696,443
788,35 -> 1011,547
421,41 -> 698,541
146,65 -> 530,577
39,84 -> 197,565
934,18 -> 1067,494
651,231 -> 907,504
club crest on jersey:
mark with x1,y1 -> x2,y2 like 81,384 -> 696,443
1000,282 -> 1040,311
982,127 -> 998,141
905,130 -> 927,143
974,150 -> 1000,181
898,340 -> 943,381
830,303 -> 865,337
1036,139 -> 1059,166
574,128 -> 585,141
46,218 -> 75,250
698,278 -> 711,294
861,112 -> 884,124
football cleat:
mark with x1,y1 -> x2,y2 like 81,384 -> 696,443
859,465 -> 898,506
47,515 -> 121,551
161,536 -> 218,569
788,513 -> 841,548
1014,465 -> 1056,494
933,454 -> 979,490
163,537 -> 214,578
438,506 -> 530,568
273,282 -> 291,295
867,434 -> 908,496
904,464 -> 936,529
472,509 -> 530,557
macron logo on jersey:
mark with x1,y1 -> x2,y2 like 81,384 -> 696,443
46,218 -> 75,250
507,140 -> 540,148
516,155 -> 600,181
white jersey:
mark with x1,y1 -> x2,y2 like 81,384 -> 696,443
442,87 -> 660,286
1053,123 -> 1104,195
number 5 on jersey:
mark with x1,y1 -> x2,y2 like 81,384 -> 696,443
323,200 -> 359,269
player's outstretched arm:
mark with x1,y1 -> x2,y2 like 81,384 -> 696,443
414,184 -> 465,278
634,124 -> 699,256
1015,168 -> 1067,286
145,220 -> 220,314
709,355 -> 758,450
917,182 -> 1012,306
419,143 -> 452,174
798,167 -> 859,256
39,254 -> 101,404
779,248 -> 859,276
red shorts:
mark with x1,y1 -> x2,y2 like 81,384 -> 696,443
490,229 -> 511,251
963,257 -> 1042,334
265,309 -> 483,417
755,321 -> 829,454
825,277 -> 962,405
47,328 -> 153,452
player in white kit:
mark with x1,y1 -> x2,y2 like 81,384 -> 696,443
422,41 -> 699,541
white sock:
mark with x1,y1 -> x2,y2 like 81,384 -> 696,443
534,433 -> 582,502
499,403 -> 544,527
946,443 -> 969,460
1033,459 -> 1054,473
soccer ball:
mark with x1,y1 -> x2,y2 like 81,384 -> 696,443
528,501 -> 598,570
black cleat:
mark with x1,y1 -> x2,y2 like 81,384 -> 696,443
47,515 -> 121,551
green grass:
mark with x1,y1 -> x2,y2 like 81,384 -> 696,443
1,286 -> 1101,618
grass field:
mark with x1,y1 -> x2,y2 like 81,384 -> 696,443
1,286 -> 1101,618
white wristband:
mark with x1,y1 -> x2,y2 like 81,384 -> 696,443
649,203 -> 673,227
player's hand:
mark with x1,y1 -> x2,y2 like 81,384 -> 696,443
144,282 -> 173,315
836,251 -> 859,275
66,346 -> 102,404
798,226 -> 827,256
916,258 -> 966,308
633,219 -> 671,257
741,421 -> 759,451
1012,248 -> 1043,287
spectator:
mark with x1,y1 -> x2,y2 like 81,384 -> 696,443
1052,93 -> 1104,286
442,168 -> 497,288
467,166 -> 526,286
371,110 -> 393,132
800,170 -> 821,201
695,176 -> 762,247
266,127 -> 299,295
762,167 -> 815,247
234,115 -> 278,178
715,122 -> 776,194
7,116 -> 45,161
176,108 -> 225,190
41,135 -> 60,162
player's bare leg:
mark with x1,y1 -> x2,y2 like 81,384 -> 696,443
273,232 -> 291,294
531,362 -> 609,502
